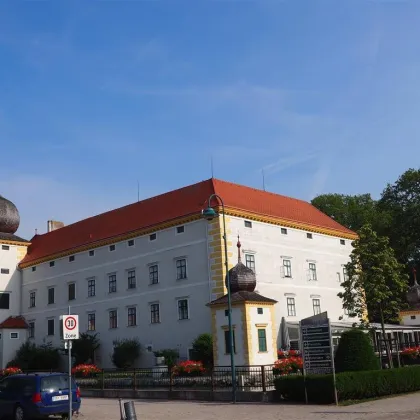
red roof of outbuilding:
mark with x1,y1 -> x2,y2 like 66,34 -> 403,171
0,316 -> 28,329
20,178 -> 356,267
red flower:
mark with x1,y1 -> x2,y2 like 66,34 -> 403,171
172,360 -> 205,376
1,367 -> 22,377
71,364 -> 101,376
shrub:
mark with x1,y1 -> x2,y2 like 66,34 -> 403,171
274,366 -> 420,403
111,338 -> 141,369
334,329 -> 379,373
71,333 -> 100,366
191,333 -> 213,367
9,341 -> 60,371
172,360 -> 205,376
72,364 -> 101,376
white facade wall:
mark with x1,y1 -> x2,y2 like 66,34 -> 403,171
0,328 -> 27,368
0,243 -> 22,323
21,220 -> 213,368
401,314 -> 420,326
229,216 -> 352,348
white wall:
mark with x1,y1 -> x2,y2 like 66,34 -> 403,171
0,243 -> 22,324
229,216 -> 353,348
401,314 -> 420,326
0,328 -> 27,368
21,220 -> 213,368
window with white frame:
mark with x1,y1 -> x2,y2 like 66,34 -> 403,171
108,273 -> 117,293
149,233 -> 157,241
337,272 -> 341,283
283,259 -> 292,278
68,283 -> 76,301
109,244 -> 116,252
245,254 -> 255,271
176,225 -> 185,234
0,293 -> 10,310
47,319 -> 55,336
312,299 -> 321,315
343,267 -> 349,282
150,303 -> 160,324
88,313 -> 96,331
149,264 -> 159,284
87,278 -> 96,297
48,287 -> 55,305
244,220 -> 252,228
176,259 -> 187,280
127,269 -> 136,289
89,250 -> 95,257
309,263 -> 317,281
0,268 -> 9,274
28,321 -> 35,338
281,228 -> 288,235
10,332 -> 19,339
287,297 -> 296,316
178,299 -> 189,320
1,245 -> 9,251
29,291 -> 36,308
128,239 -> 135,247
127,307 -> 137,327
109,310 -> 118,329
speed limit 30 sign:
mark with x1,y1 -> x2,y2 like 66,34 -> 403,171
62,315 -> 79,340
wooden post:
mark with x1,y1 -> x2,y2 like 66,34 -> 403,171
261,365 -> 266,392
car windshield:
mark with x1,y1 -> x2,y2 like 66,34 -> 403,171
40,375 -> 75,392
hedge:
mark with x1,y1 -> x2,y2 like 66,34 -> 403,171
274,366 -> 420,403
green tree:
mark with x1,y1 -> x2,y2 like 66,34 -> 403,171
311,193 -> 379,232
334,329 -> 379,373
9,341 -> 61,370
379,168 -> 420,269
338,224 -> 408,367
72,333 -> 100,366
111,338 -> 141,369
191,333 -> 213,367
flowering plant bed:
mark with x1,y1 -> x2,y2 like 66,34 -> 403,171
277,349 -> 300,359
273,356 -> 303,375
72,364 -> 102,376
0,367 -> 22,377
172,360 -> 205,376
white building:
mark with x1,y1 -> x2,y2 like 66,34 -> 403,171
1,178 -> 361,368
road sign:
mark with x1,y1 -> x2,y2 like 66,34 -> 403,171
62,315 -> 79,340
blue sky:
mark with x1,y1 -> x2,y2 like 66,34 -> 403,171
1,0 -> 420,239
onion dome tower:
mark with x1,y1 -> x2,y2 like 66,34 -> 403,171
407,268 -> 420,309
0,195 -> 20,235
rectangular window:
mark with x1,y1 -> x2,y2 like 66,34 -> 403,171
245,254 -> 255,271
287,297 -> 296,316
127,270 -> 136,289
224,309 -> 229,317
307,232 -> 313,239
178,299 -> 189,320
176,226 -> 185,234
28,322 -> 35,338
89,250 -> 95,257
337,272 -> 341,283
258,329 -> 267,352
176,259 -> 187,280
149,233 -> 157,241
343,267 -> 349,282
108,274 -> 117,293
149,264 -> 159,284
0,268 -> 9,274
31,266 -> 36,272
128,239 -> 135,247
224,330 -> 236,354
29,291 -> 36,308
1,245 -> 9,251
0,293 -> 10,310
87,278 -> 96,297
68,283 -> 76,301
49,261 -> 55,267
281,228 -> 288,235
48,287 -> 55,305
340,239 -> 345,245
313,299 -> 321,315
309,263 -> 317,281
109,244 -> 115,252
109,310 -> 118,329
69,255 -> 75,262
257,307 -> 263,315
244,220 -> 252,228
10,332 -> 18,339
128,307 -> 137,327
47,319 -> 55,336
88,313 -> 96,331
150,303 -> 160,324
283,259 -> 292,277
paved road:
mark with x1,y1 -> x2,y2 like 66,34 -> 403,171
76,393 -> 420,420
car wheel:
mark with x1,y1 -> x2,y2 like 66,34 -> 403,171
14,405 -> 25,420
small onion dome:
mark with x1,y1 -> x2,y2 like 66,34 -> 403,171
407,268 -> 420,306
225,235 -> 257,293
0,195 -> 20,234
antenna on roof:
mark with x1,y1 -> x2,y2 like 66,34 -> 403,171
262,169 -> 266,191
137,180 -> 140,202
211,156 -> 214,178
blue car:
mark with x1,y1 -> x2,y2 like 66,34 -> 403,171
0,372 -> 81,420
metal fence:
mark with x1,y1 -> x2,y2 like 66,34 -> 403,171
73,364 -> 283,392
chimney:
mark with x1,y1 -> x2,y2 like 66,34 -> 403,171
47,220 -> 65,233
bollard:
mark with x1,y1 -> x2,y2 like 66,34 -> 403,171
119,398 -> 125,420
124,401 -> 137,420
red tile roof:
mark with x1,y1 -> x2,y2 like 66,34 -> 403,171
0,316 -> 28,329
20,178 -> 356,267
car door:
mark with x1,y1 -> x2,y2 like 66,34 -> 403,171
0,378 -> 13,419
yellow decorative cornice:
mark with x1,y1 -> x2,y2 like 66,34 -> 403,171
400,309 -> 420,316
0,239 -> 30,247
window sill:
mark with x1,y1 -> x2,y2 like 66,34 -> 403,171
178,318 -> 190,321
258,351 -> 268,354
176,277 -> 188,281
108,291 -> 117,295
127,324 -> 137,328
109,327 -> 118,330
87,295 -> 96,298
127,287 -> 137,291
150,322 -> 161,325
149,283 -> 159,286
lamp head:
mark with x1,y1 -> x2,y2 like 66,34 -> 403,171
201,207 -> 218,221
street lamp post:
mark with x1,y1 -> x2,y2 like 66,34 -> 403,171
202,194 -> 236,403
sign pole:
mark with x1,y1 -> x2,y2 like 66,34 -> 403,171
68,306 -> 72,420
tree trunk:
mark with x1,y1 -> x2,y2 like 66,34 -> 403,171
380,303 -> 393,369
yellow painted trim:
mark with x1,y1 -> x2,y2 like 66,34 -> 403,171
19,214 -> 202,269
244,305 -> 253,365
255,323 -> 268,328
269,306 -> 278,360
400,310 -> 420,316
211,308 -> 218,364
210,300 -> 276,307
0,239 -> 30,247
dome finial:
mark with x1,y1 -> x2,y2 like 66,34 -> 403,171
237,235 -> 241,263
